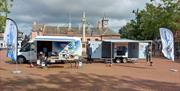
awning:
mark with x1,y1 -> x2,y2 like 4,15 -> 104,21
34,36 -> 80,42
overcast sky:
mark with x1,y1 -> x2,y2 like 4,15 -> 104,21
8,0 -> 150,35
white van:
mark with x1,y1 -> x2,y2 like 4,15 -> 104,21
17,36 -> 82,63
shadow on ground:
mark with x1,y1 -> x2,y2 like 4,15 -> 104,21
175,59 -> 180,63
0,68 -> 6,71
115,64 -> 153,69
0,71 -> 180,91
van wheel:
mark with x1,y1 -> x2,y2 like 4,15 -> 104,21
17,56 -> 26,64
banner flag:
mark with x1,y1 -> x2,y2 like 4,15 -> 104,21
159,28 -> 174,61
3,20 -> 17,61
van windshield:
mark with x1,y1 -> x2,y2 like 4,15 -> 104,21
20,43 -> 34,52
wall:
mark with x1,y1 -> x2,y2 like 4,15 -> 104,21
31,31 -> 43,39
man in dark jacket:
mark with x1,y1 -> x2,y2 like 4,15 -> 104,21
87,44 -> 92,63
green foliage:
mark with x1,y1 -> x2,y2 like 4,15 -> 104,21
0,0 -> 9,12
0,16 -> 6,32
120,0 -> 180,40
0,0 -> 9,33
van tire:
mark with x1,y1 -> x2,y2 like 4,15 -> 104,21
17,56 -> 26,64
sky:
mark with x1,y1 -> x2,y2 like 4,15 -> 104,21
8,0 -> 150,35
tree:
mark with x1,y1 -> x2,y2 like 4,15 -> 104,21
0,0 -> 11,33
120,0 -> 180,40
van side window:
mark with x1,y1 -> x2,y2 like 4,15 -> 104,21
20,44 -> 30,52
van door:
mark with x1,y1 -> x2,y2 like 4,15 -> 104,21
29,43 -> 37,62
19,43 -> 31,61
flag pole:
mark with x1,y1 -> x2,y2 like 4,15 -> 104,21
7,18 -> 21,74
159,28 -> 178,72
171,32 -> 178,72
110,42 -> 113,67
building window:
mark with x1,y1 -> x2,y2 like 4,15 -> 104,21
87,38 -> 90,41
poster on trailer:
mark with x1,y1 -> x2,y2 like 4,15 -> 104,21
52,40 -> 82,56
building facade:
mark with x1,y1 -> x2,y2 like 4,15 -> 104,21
31,22 -> 120,41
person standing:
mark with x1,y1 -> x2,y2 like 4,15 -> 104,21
145,42 -> 152,66
43,47 -> 48,68
87,43 -> 92,64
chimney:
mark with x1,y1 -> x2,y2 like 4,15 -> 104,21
82,11 -> 86,42
68,14 -> 72,31
33,21 -> 37,25
102,14 -> 109,30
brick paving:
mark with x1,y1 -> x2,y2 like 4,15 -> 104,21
0,49 -> 180,91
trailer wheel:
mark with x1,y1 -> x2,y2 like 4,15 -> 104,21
122,58 -> 127,63
116,59 -> 121,63
17,56 -> 26,64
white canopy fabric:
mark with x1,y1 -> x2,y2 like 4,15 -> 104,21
34,36 -> 81,42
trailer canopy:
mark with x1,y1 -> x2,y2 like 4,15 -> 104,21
103,39 -> 151,43
102,39 -> 152,59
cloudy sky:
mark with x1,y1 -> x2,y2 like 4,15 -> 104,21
8,0 -> 150,35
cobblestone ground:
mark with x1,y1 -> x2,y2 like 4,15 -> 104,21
0,49 -> 180,91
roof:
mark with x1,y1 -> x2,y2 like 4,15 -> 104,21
32,24 -> 120,36
34,36 -> 81,42
101,29 -> 120,35
43,26 -> 102,36
103,39 -> 152,43
32,24 -> 44,32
